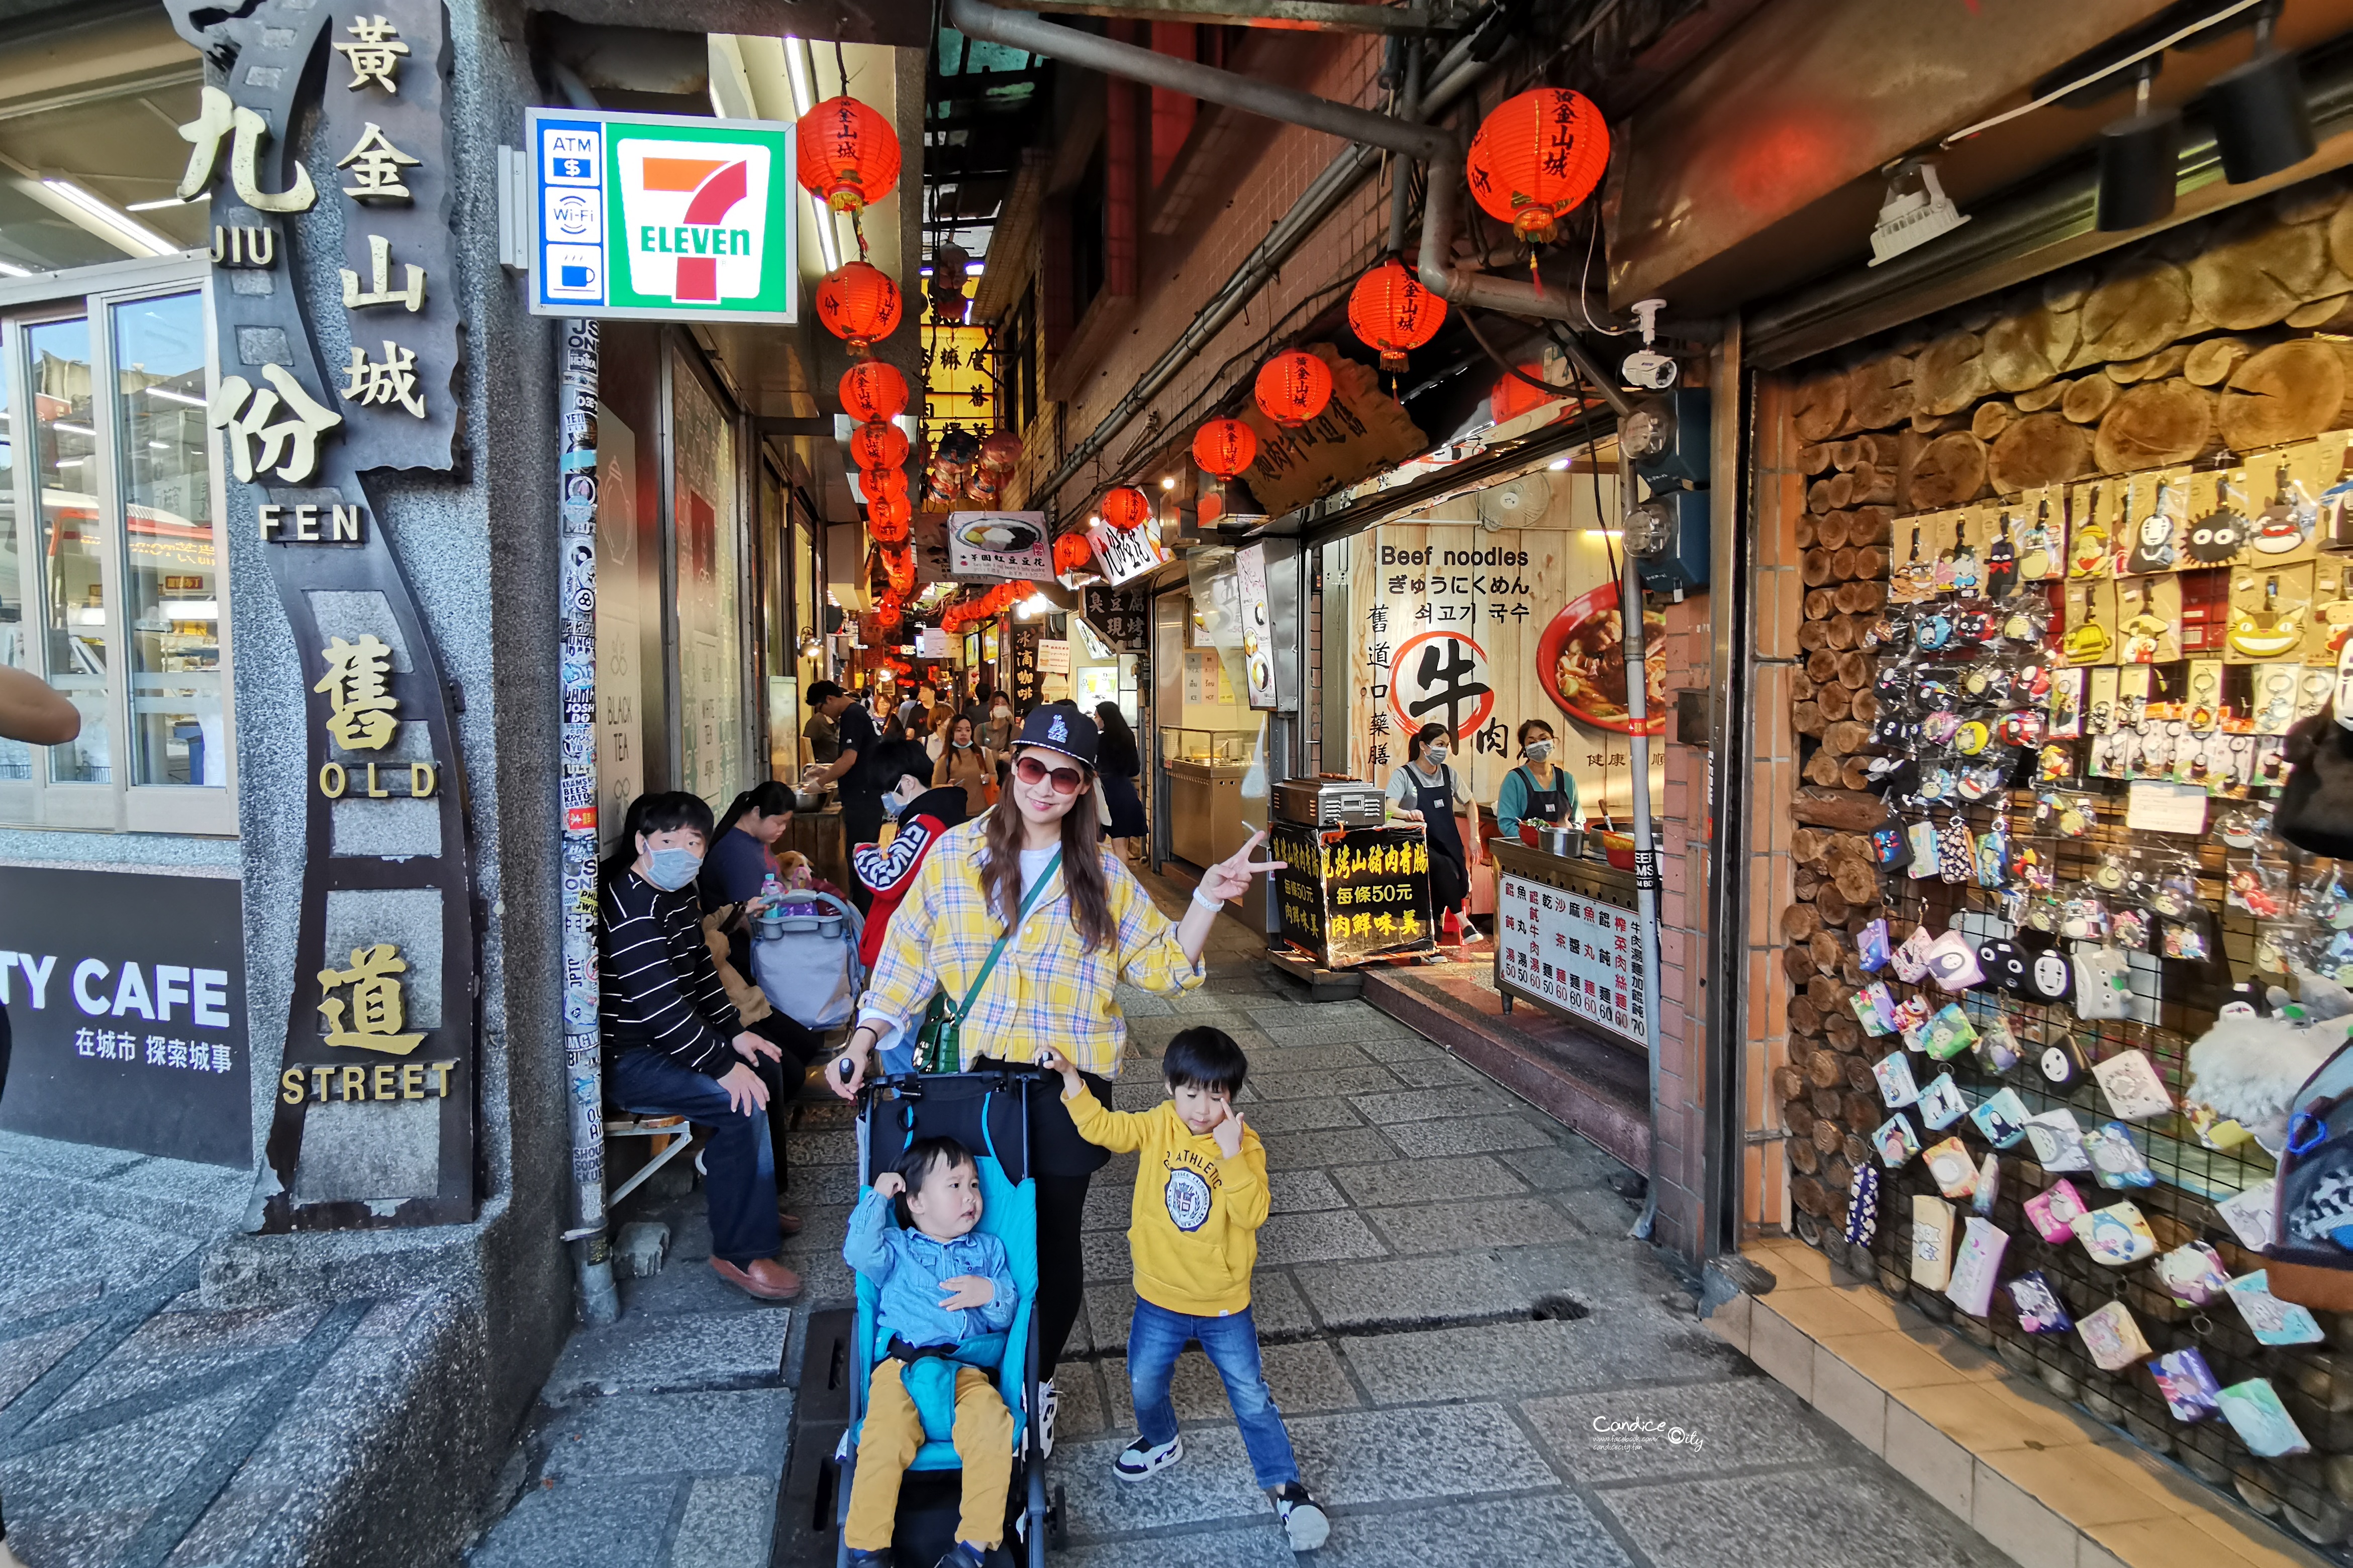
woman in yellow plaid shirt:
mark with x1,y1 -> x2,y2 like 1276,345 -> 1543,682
830,706 -> 1281,1454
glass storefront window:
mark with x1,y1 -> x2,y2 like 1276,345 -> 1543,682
28,316 -> 108,784
0,336 -> 22,783
1,267 -> 232,832
113,291 -> 219,786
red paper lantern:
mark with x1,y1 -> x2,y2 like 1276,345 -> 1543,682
815,262 -> 903,356
849,420 -> 910,471
1100,486 -> 1153,533
879,546 -> 916,595
867,508 -> 910,547
1192,418 -> 1258,479
1348,257 -> 1447,372
861,465 -> 909,501
1465,88 -> 1610,245
978,430 -> 1023,472
1254,350 -> 1332,429
796,95 -> 901,213
840,361 -> 909,424
1053,533 -> 1093,574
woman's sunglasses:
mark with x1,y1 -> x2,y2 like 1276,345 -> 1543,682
1015,755 -> 1086,794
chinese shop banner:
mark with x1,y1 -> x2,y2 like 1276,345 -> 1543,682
1268,822 -> 1436,967
1346,503 -> 1666,822
0,868 -> 249,1167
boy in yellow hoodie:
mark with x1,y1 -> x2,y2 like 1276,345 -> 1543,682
1039,1027 -> 1331,1551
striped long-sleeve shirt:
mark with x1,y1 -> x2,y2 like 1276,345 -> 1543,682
600,871 -> 741,1076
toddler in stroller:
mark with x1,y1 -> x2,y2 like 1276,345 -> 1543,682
838,1070 -> 1060,1567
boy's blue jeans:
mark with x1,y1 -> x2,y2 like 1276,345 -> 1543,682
1127,1298 -> 1300,1490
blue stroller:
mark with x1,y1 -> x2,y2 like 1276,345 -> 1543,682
834,1068 -> 1067,1566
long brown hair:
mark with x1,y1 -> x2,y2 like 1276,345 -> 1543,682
983,765 -> 1114,952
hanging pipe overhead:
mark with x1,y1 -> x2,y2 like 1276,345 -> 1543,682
946,0 -> 1498,506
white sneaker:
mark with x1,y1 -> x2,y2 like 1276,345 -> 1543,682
1274,1482 -> 1329,1551
1036,1378 -> 1057,1457
1114,1433 -> 1183,1482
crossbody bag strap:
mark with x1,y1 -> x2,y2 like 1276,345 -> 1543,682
953,848 -> 1063,1021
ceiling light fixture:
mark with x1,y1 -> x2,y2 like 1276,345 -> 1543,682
0,259 -> 32,278
2206,9 -> 2315,184
126,195 -> 200,212
41,179 -> 178,258
1868,158 -> 1968,266
2096,64 -> 2181,231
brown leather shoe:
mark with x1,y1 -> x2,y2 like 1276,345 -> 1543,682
776,1207 -> 804,1236
711,1257 -> 803,1301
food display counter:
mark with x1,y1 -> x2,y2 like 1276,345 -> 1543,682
1489,836 -> 1645,1050
1267,818 -> 1437,969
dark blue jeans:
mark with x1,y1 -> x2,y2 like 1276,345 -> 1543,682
1127,1299 -> 1300,1489
609,1047 -> 781,1266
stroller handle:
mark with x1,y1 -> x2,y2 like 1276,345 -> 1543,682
855,1061 -> 1060,1110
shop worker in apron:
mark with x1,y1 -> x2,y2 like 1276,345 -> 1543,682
1497,719 -> 1579,843
1387,722 -> 1482,946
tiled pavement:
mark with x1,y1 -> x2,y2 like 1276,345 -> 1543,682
756,880 -> 2023,1568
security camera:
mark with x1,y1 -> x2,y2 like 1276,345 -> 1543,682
1620,298 -> 1677,390
1621,349 -> 1679,391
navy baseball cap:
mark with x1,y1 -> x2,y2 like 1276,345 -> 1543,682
1015,706 -> 1098,769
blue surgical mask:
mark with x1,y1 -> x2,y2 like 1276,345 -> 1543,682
1426,746 -> 1450,765
644,847 -> 703,891
1524,740 -> 1553,764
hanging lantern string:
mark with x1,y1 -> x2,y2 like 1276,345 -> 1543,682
850,206 -> 870,262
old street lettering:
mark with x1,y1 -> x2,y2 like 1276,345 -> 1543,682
312,632 -> 441,798
280,1061 -> 458,1104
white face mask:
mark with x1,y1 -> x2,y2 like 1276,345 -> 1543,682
1425,746 -> 1449,766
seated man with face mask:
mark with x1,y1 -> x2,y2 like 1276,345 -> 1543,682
600,790 -> 802,1301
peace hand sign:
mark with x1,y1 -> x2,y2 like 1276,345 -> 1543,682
1196,829 -> 1285,906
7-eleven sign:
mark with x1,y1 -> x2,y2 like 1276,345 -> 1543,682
619,142 -> 769,304
527,109 -> 798,324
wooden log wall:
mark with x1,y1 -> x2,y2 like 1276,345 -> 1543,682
1774,174 -> 2353,1230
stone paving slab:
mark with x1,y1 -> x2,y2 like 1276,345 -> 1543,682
1594,1465 -> 2015,1568
1381,1112 -> 1561,1158
1095,1337 -> 1364,1430
1327,1154 -> 1527,1208
1362,1194 -> 1585,1255
543,1310 -> 793,1401
537,1389 -> 794,1479
1522,1377 -> 1839,1483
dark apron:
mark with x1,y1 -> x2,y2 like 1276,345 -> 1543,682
1414,766 -> 1469,914
1515,765 -> 1571,825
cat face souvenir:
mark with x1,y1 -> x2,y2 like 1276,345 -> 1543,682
1919,1003 -> 1979,1061
2092,1049 -> 2172,1120
2226,1271 -> 2324,1345
1892,925 -> 1936,983
2024,1178 -> 2089,1242
1923,1135 -> 1978,1198
1874,1053 -> 1921,1108
2151,1347 -> 2222,1422
1916,1072 -> 1969,1130
1968,1086 -> 2031,1148
1874,1114 -> 1923,1168
2072,1199 -> 2160,1265
1974,1016 -> 2023,1074
2152,1240 -> 2231,1308
2025,1109 -> 2091,1171
2077,1299 -> 2153,1371
1923,929 -> 1984,991
2008,1270 -> 2073,1333
2086,1121 -> 2156,1189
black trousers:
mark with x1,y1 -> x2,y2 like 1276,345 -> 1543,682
749,1012 -> 821,1199
969,1056 -> 1113,1378
840,792 -> 884,911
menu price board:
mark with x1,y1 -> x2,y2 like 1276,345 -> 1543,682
1269,821 -> 1436,968
1497,870 -> 1644,1043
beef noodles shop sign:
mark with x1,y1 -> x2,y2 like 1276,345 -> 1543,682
1348,495 -> 1664,818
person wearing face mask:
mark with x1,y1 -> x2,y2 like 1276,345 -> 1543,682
1386,722 -> 1481,947
1496,719 -> 1579,845
600,791 -> 801,1301
982,692 -> 1015,754
932,712 -> 997,817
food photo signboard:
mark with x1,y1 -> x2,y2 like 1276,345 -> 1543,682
1345,470 -> 1666,823
948,511 -> 1053,581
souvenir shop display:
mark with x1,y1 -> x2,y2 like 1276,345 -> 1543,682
1775,174 -> 2353,1536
